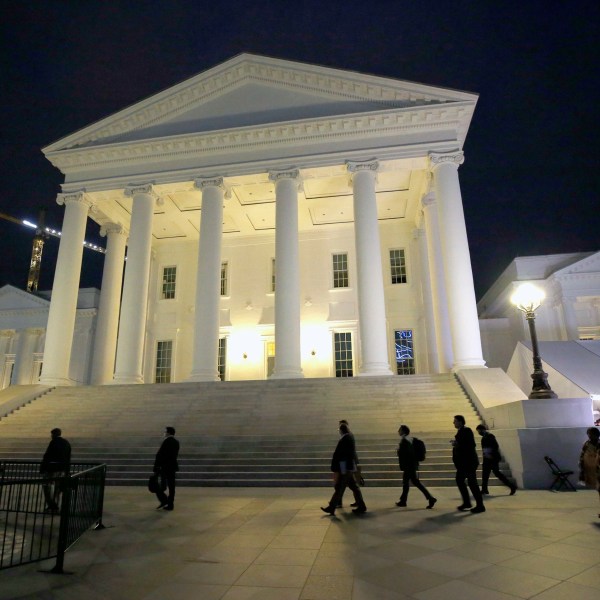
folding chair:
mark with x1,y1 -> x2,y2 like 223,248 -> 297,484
544,456 -> 577,491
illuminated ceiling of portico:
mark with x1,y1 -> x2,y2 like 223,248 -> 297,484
88,157 -> 428,243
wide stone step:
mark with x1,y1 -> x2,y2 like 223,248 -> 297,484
0,375 -> 490,487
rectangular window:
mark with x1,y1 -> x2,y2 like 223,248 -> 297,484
161,266 -> 177,299
334,332 -> 353,378
221,262 -> 229,296
218,338 -> 227,381
155,340 -> 173,383
332,253 -> 349,288
390,249 -> 407,284
395,329 -> 415,375
270,258 -> 276,293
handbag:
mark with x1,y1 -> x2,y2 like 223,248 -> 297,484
148,474 -> 166,493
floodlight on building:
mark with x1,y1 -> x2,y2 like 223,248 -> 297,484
510,283 -> 558,399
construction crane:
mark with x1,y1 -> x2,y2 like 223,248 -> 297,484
0,208 -> 105,292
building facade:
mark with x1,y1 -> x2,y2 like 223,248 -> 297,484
478,251 -> 600,370
5,55 -> 488,386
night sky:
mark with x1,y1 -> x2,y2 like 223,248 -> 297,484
1,1 -> 598,299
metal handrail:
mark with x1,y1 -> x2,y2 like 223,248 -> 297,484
0,460 -> 106,572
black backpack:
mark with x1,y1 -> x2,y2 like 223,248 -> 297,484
412,437 -> 426,462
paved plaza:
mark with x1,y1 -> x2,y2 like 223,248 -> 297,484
0,486 -> 598,600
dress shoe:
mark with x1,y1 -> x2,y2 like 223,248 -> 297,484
162,505 -> 174,511
427,497 -> 437,509
350,502 -> 357,507
510,487 -> 517,496
352,506 -> 367,514
156,503 -> 167,509
320,506 -> 335,515
470,505 -> 486,514
395,500 -> 407,507
457,503 -> 472,511
481,489 -> 489,495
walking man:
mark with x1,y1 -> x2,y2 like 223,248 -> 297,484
476,425 -> 516,495
321,422 -> 367,516
452,415 -> 485,513
395,425 -> 437,509
40,428 -> 71,512
338,419 -> 363,508
154,426 -> 179,511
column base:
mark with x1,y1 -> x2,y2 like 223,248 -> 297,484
38,376 -> 76,387
110,374 -> 144,385
187,369 -> 221,382
270,369 -> 304,380
358,363 -> 394,376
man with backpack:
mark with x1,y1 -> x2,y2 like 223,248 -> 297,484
395,424 -> 437,509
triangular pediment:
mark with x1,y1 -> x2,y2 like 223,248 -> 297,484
0,285 -> 50,311
44,53 -> 477,152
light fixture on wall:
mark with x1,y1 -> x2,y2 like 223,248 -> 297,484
510,283 -> 557,399
242,353 -> 248,359
311,349 -> 316,356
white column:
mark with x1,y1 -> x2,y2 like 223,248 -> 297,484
188,177 -> 225,382
269,169 -> 304,379
0,331 -> 14,388
40,191 -> 93,386
347,160 -> 393,376
429,151 -> 485,370
421,192 -> 453,372
91,224 -> 127,385
11,329 -> 40,384
561,295 -> 579,340
113,184 -> 159,384
416,228 -> 439,373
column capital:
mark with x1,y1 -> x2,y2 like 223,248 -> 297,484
0,329 -> 15,337
124,183 -> 164,207
56,190 -> 95,211
100,222 -> 126,238
193,176 -> 231,198
346,159 -> 379,174
124,182 -> 155,197
421,192 -> 436,208
268,168 -> 302,185
22,327 -> 44,336
429,151 -> 464,170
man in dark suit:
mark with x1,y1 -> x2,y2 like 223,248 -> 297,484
452,415 -> 485,513
321,423 -> 367,516
40,428 -> 71,512
154,426 -> 179,511
476,425 -> 517,495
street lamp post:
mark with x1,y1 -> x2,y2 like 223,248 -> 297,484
510,283 -> 558,399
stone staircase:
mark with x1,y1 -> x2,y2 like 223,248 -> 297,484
0,375 -> 512,487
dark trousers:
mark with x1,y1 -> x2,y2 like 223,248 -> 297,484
42,470 -> 66,510
400,470 -> 433,502
455,467 -> 484,507
481,459 -> 514,492
155,470 -> 176,508
328,473 -> 366,511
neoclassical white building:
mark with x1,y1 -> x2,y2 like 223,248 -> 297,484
479,251 -> 600,370
3,54 -> 488,386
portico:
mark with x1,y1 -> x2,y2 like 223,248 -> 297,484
37,54 -> 485,385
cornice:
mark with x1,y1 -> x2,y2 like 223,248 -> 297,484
45,103 -> 473,174
553,272 -> 600,284
0,308 -> 49,317
44,55 -> 476,152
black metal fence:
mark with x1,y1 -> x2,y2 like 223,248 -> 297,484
0,460 -> 106,572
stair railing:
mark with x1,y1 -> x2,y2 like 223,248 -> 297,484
0,460 -> 106,572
